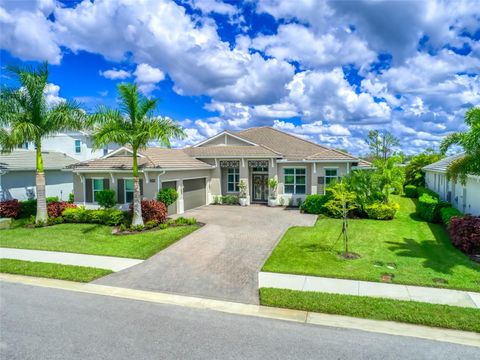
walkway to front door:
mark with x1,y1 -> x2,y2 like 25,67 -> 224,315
95,205 -> 316,304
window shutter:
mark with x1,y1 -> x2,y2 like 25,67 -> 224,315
103,178 -> 110,190
317,176 -> 325,185
117,179 -> 124,204
139,179 -> 144,196
85,178 -> 93,203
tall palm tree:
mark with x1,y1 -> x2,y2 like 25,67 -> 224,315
91,83 -> 185,226
440,107 -> 480,184
0,62 -> 85,223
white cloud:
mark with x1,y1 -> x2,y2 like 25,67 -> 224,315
134,63 -> 165,83
99,68 -> 131,80
188,0 -> 238,16
44,83 -> 64,106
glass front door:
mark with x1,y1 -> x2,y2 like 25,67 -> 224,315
252,174 -> 268,202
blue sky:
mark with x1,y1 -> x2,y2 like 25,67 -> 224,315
1,0 -> 479,155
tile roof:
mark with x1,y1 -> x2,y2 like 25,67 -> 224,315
235,127 -> 359,161
423,153 -> 464,173
0,150 -> 78,171
70,148 -> 213,171
183,145 -> 280,157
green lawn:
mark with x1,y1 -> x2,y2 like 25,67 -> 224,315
260,288 -> 480,333
0,259 -> 112,282
0,221 -> 199,259
263,196 -> 480,292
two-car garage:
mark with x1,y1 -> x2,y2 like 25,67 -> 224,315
162,178 -> 206,214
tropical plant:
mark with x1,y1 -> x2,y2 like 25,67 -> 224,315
90,83 -> 185,226
268,178 -> 278,199
343,170 -> 382,213
0,62 -> 85,223
324,183 -> 358,257
440,107 -> 480,184
373,156 -> 405,203
404,149 -> 443,187
238,180 -> 248,199
95,189 -> 116,208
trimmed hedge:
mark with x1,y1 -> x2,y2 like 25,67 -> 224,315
300,194 -> 329,214
0,199 -> 21,218
440,207 -> 463,226
448,215 -> 480,255
404,185 -> 417,198
157,188 -> 178,208
417,187 -> 439,199
417,193 -> 451,223
364,201 -> 400,220
96,190 -> 116,208
213,195 -> 239,205
62,208 -> 126,226
19,199 -> 37,218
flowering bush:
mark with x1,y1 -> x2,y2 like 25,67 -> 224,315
364,201 -> 400,220
47,201 -> 77,218
0,199 -> 21,218
448,215 -> 480,255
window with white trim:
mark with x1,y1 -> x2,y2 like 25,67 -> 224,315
284,168 -> 306,194
227,168 -> 239,192
93,179 -> 104,202
125,179 -> 134,203
325,168 -> 338,186
75,139 -> 81,153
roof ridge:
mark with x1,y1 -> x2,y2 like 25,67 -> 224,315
240,126 -> 358,160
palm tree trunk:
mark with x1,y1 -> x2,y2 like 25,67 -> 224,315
35,141 -> 48,223
131,148 -> 144,226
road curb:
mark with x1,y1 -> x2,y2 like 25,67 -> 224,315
1,273 -> 479,348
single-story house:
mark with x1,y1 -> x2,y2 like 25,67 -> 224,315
69,126 -> 370,214
423,153 -> 480,216
0,150 -> 77,201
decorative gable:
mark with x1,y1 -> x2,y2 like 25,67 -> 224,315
194,131 -> 257,147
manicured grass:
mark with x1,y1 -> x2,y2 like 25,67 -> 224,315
260,288 -> 480,333
263,196 -> 480,292
0,221 -> 199,259
0,259 -> 112,282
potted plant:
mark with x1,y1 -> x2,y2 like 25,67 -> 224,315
238,180 -> 248,206
268,178 -> 278,207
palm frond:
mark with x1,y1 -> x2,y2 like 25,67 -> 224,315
118,83 -> 138,124
92,116 -> 130,150
43,100 -> 86,135
440,132 -> 463,154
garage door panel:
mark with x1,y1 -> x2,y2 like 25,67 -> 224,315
184,178 -> 206,211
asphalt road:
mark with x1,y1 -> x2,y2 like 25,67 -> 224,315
1,282 -> 479,360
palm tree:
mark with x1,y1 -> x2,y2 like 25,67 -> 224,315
91,83 -> 186,226
440,107 -> 480,184
373,156 -> 405,203
0,62 -> 85,223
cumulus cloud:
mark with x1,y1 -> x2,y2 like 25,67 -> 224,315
44,83 -> 65,106
99,68 -> 131,80
133,63 -> 165,95
187,0 -> 238,16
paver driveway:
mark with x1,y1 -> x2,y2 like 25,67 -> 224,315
95,205 -> 316,304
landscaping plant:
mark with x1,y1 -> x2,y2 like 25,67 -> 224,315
0,62 -> 85,223
364,201 -> 399,220
268,178 -> 278,199
448,215 -> 480,255
404,149 -> 443,187
440,207 -> 463,226
90,83 -> 185,226
47,201 -> 77,218
404,185 -> 418,198
300,194 -> 329,214
157,187 -> 178,208
0,199 -> 21,218
343,170 -> 382,214
373,156 -> 405,203
131,199 -> 167,224
324,183 -> 358,258
95,189 -> 116,208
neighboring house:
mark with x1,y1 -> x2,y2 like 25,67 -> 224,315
423,153 -> 480,216
0,150 -> 77,201
69,127 -> 369,214
20,131 -> 120,161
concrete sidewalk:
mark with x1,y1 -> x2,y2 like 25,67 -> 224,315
0,248 -> 143,272
259,272 -> 480,309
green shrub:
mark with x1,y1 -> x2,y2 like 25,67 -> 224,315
157,188 -> 178,207
19,200 -> 37,218
47,216 -> 64,226
144,220 -> 159,229
68,192 -> 74,203
417,194 -> 438,222
417,187 -> 439,199
159,223 -> 168,230
222,195 -> 239,205
62,207 -> 125,226
175,217 -> 197,225
300,194 -> 329,214
46,196 -> 59,203
95,189 -> 116,208
364,202 -> 400,220
440,207 -> 463,225
404,185 -> 417,198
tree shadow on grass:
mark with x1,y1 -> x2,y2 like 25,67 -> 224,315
81,224 -> 103,234
386,223 -> 480,275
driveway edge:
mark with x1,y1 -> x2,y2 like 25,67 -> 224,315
1,274 -> 479,348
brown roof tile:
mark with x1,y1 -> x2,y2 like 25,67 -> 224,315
183,145 -> 280,157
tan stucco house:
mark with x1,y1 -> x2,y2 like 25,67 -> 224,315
69,127 -> 369,214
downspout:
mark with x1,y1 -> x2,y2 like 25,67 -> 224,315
156,171 -> 166,192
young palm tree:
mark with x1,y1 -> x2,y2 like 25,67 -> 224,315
91,83 -> 185,226
373,156 -> 405,203
0,62 -> 84,223
440,107 -> 480,184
